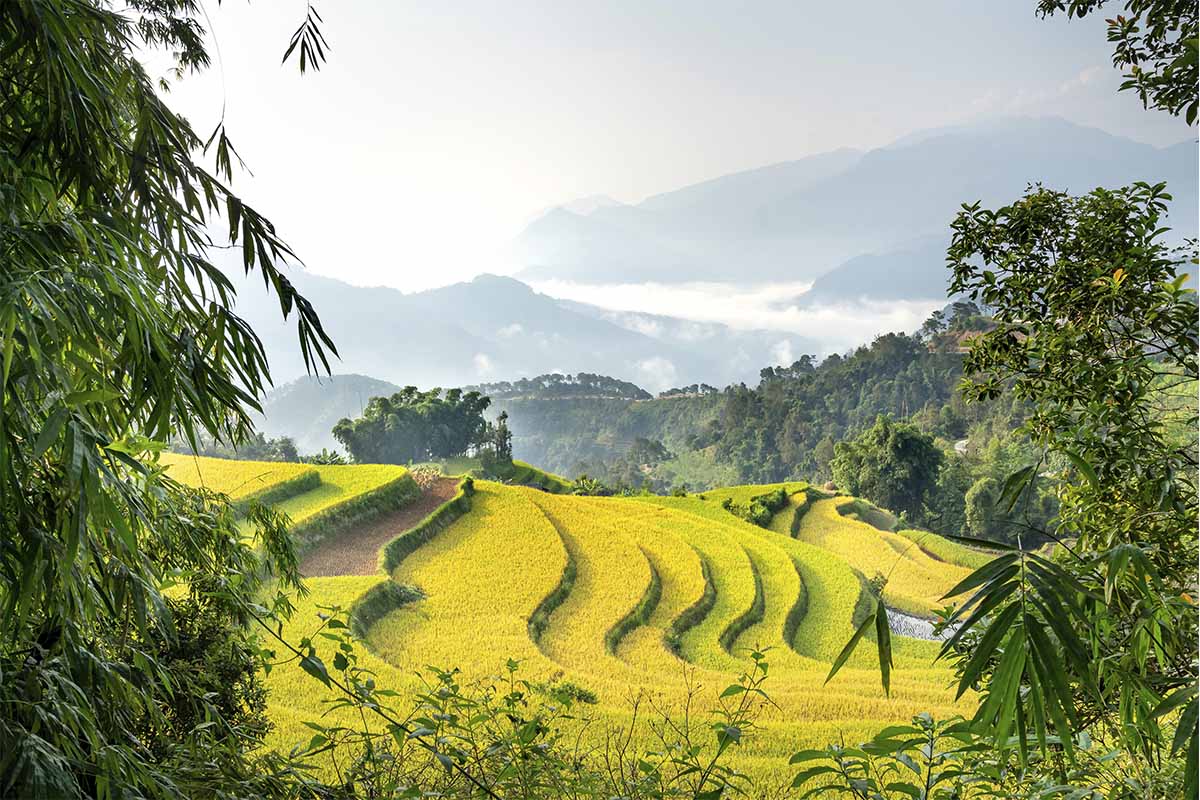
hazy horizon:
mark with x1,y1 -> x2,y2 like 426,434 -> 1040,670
153,2 -> 1195,299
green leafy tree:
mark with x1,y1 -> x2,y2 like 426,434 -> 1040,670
963,475 -> 1000,540
0,1 -> 341,795
824,183 -> 1198,798
830,415 -> 944,518
936,181 -> 1198,795
1037,0 -> 1198,123
333,387 -> 491,463
812,434 -> 837,478
479,409 -> 515,473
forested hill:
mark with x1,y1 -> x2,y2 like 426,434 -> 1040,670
489,318 -> 1023,490
462,372 -> 652,400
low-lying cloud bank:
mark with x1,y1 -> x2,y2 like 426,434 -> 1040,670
531,279 -> 945,357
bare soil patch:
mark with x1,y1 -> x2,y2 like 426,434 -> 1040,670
300,477 -> 458,577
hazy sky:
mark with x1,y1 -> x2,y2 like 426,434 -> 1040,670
161,1 -> 1193,292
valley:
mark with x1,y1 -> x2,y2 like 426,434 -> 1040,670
163,453 -> 992,791
11,3 -> 1197,796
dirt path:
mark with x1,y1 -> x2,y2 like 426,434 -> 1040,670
300,477 -> 459,578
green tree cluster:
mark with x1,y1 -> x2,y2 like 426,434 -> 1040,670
170,430 -> 301,462
478,409 -> 514,472
0,1 -> 333,795
465,372 -> 652,400
333,387 -> 491,463
831,415 -> 944,519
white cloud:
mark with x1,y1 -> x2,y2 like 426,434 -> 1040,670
497,322 -> 524,338
527,278 -> 943,356
970,65 -> 1108,116
531,278 -> 815,332
611,314 -> 664,339
634,356 -> 678,393
473,353 -> 495,376
770,339 -> 794,366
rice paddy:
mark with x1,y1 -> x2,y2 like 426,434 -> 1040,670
173,460 -> 993,791
159,451 -> 316,500
162,453 -> 412,529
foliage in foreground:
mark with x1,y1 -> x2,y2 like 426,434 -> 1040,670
943,182 -> 1198,797
291,605 -> 776,799
828,182 -> 1198,798
791,712 -> 1187,799
0,0 -> 338,796
1037,0 -> 1198,124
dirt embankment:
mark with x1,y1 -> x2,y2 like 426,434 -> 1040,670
300,477 -> 458,578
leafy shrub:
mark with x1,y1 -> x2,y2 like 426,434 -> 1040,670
572,474 -> 613,496
543,680 -> 598,706
348,580 -> 424,638
722,486 -> 790,527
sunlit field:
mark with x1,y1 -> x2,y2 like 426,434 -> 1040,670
202,469 -> 986,790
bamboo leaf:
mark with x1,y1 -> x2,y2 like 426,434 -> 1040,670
825,609 -> 875,686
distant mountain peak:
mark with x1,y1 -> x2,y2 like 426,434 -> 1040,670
522,195 -> 627,230
513,115 -> 1196,285
469,272 -> 528,288
557,194 -> 626,216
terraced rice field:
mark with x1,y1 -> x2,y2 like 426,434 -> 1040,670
793,497 -> 976,617
162,453 -> 411,526
159,451 -> 316,500
266,463 -> 411,524
167,461 -> 990,790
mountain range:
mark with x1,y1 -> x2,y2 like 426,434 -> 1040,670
514,117 -> 1197,294
229,269 -> 812,395
232,116 -> 1196,404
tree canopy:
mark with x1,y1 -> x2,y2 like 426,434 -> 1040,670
333,387 -> 491,463
830,415 -> 945,519
1037,0 -> 1198,123
945,179 -> 1198,796
1,1 -> 334,795
827,181 -> 1199,797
